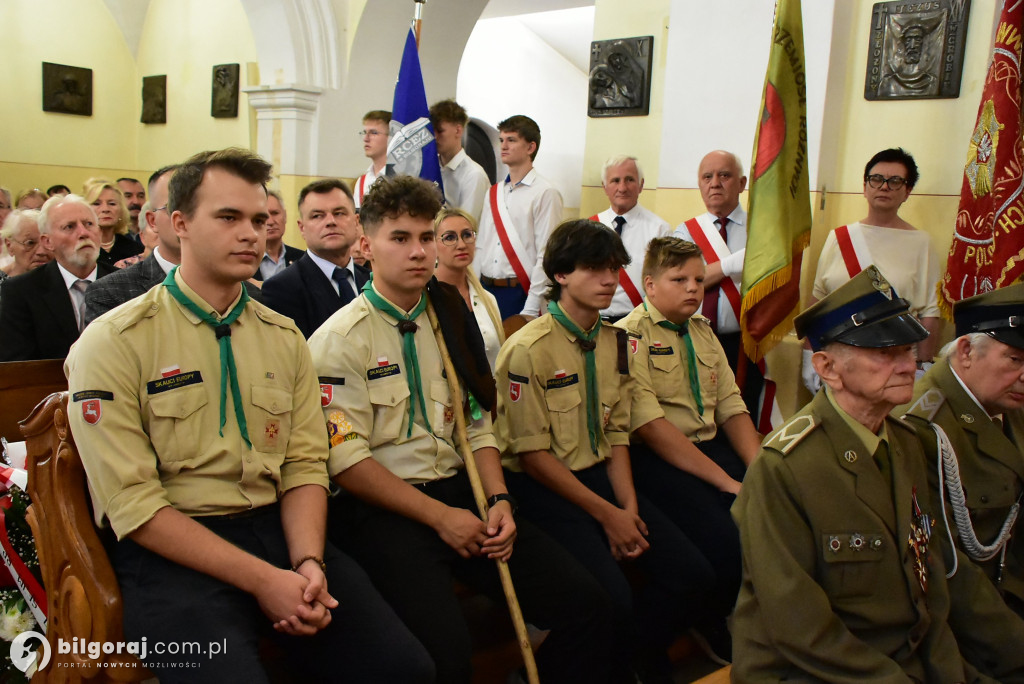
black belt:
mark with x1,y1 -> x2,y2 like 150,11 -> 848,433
481,275 -> 521,288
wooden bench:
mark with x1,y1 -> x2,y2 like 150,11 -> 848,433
22,391 -> 149,683
0,359 -> 67,443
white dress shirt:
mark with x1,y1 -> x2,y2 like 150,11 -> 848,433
353,163 -> 385,209
307,249 -> 355,297
441,149 -> 490,223
58,262 -> 99,328
474,168 -> 563,317
594,203 -> 671,317
673,205 -> 747,334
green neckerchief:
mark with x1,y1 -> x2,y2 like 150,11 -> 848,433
645,301 -> 703,415
362,277 -> 431,437
547,301 -> 601,454
162,267 -> 251,447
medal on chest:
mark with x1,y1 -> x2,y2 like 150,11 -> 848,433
908,486 -> 932,594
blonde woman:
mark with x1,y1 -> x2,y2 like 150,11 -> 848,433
433,207 -> 504,371
83,178 -> 142,269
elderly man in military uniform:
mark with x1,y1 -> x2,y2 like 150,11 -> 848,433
308,175 -> 613,684
731,266 -> 1024,682
66,149 -> 432,683
904,282 -> 1024,617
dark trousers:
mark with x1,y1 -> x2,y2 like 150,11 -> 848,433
716,331 -> 767,423
631,438 -> 746,619
114,505 -> 434,684
330,469 -> 614,684
508,462 -> 716,675
483,281 -> 528,320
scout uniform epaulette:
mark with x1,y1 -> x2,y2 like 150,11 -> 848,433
615,328 -> 629,375
94,285 -> 164,333
251,300 -> 304,332
324,297 -> 371,336
905,388 -> 946,422
763,413 -> 820,455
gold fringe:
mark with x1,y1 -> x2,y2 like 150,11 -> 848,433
739,233 -> 810,361
937,280 -> 954,322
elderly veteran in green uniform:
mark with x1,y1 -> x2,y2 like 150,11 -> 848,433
731,266 -> 1024,683
308,175 -> 613,684
618,236 -> 762,660
904,282 -> 1024,617
497,219 -> 708,684
65,149 -> 433,683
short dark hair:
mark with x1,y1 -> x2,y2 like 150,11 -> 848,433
429,99 -> 468,128
298,178 -> 354,211
498,115 -> 541,161
116,177 -> 142,186
543,219 -> 630,302
46,184 -> 70,196
359,175 -> 442,234
168,148 -> 272,217
147,165 -> 178,195
642,237 -> 703,279
363,110 -> 392,126
863,147 -> 919,189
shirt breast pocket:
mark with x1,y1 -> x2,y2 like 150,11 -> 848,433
545,388 -> 581,454
429,379 -> 456,442
368,379 -> 410,443
649,352 -> 681,399
821,531 -> 886,600
250,385 -> 293,454
147,386 -> 209,462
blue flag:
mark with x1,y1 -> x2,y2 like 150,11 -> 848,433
388,28 -> 444,192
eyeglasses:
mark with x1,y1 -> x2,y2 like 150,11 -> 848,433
438,229 -> 477,246
152,205 -> 168,213
359,129 -> 386,138
8,236 -> 40,250
865,174 -> 907,190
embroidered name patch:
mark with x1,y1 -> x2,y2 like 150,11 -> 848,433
367,364 -> 401,381
71,390 -> 114,402
508,372 -> 530,384
146,371 -> 203,395
318,376 -> 346,385
649,346 -> 674,356
546,373 -> 579,389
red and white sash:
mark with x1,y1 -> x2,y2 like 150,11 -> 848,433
355,174 -> 370,205
834,224 -> 873,278
489,182 -> 531,293
685,217 -> 742,320
590,213 -> 643,307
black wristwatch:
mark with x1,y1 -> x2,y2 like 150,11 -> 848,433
487,493 -> 518,515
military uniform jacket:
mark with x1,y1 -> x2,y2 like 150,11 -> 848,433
904,360 -> 1024,604
731,390 -> 1024,683
495,313 -> 632,472
617,302 -> 747,440
307,290 -> 496,483
65,271 -> 330,540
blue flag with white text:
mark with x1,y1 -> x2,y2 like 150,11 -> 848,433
388,28 -> 444,193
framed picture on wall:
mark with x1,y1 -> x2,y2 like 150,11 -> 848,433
211,64 -> 240,118
587,36 -> 654,118
42,62 -> 92,116
142,75 -> 167,124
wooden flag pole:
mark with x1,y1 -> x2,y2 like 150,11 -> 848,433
413,0 -> 427,49
426,304 -> 540,684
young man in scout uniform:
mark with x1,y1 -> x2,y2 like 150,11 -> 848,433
496,219 -> 707,684
731,266 -> 1024,682
66,149 -> 432,683
618,236 -> 762,661
904,282 -> 1024,617
308,175 -> 612,684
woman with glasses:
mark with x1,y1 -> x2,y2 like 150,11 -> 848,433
0,209 -> 52,288
83,178 -> 143,270
433,207 -> 504,371
802,147 -> 940,393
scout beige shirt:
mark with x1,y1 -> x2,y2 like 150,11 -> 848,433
618,301 -> 747,440
65,270 -> 329,539
496,313 -> 632,472
307,290 -> 496,483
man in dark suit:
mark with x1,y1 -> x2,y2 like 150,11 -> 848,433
85,166 -> 262,325
251,190 -> 304,281
262,179 -> 368,338
0,194 -> 113,361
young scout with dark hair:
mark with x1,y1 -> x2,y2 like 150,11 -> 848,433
308,175 -> 613,684
495,219 -> 708,684
66,148 -> 433,683
732,266 -> 1024,682
618,236 -> 762,661
904,281 -> 1024,617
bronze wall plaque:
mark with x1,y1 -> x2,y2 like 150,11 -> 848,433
588,36 -> 654,118
864,0 -> 970,100
141,75 -> 166,124
211,63 -> 240,118
42,62 -> 92,116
